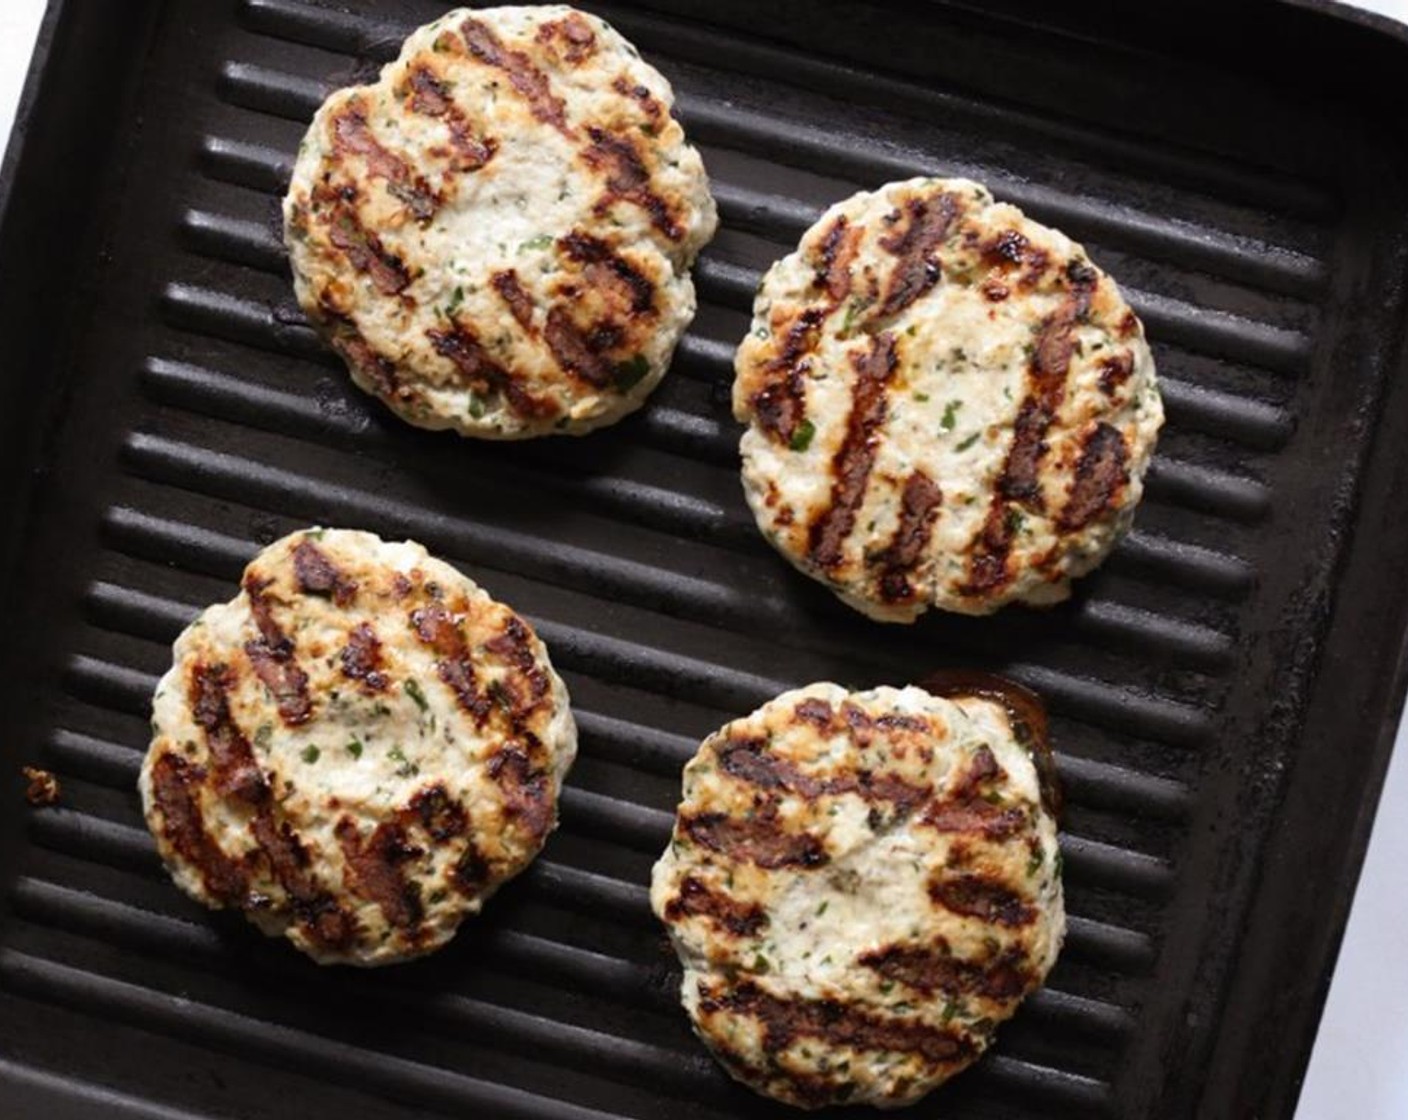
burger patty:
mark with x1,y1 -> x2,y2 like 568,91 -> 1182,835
283,5 -> 717,438
650,682 -> 1064,1109
734,177 -> 1163,620
139,528 -> 576,965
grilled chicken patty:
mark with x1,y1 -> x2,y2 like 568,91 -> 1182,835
735,178 -> 1163,620
651,683 -> 1064,1109
139,528 -> 576,965
284,6 -> 717,438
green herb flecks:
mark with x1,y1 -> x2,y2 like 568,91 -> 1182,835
466,392 -> 486,419
254,723 -> 273,748
816,899 -> 829,917
403,679 -> 429,712
941,400 -> 962,431
612,352 -> 651,391
1005,507 -> 1027,535
519,233 -> 554,252
751,953 -> 771,974
347,738 -> 364,760
388,745 -> 420,779
789,418 -> 817,452
1027,846 -> 1045,877
301,745 -> 321,765
955,432 -> 981,452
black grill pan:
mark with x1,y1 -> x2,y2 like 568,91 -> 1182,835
3,1 -> 1408,1117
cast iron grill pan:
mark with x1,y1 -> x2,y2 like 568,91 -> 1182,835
2,1 -> 1407,1118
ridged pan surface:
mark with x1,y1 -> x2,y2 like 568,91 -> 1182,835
1,2 -> 1407,1118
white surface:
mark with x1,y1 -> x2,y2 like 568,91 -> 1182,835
0,1 -> 1405,1116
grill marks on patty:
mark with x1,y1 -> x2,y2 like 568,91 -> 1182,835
751,308 -> 826,444
807,332 -> 900,569
403,64 -> 496,172
871,472 -> 943,605
181,661 -> 357,950
1058,422 -> 1130,530
325,200 -> 412,296
682,807 -> 829,870
876,192 -> 961,319
664,875 -> 769,936
714,736 -> 932,813
340,621 -> 389,692
428,321 -> 558,419
330,98 -> 438,222
293,539 -> 357,606
699,980 -> 976,1066
583,126 -> 683,240
243,578 -> 312,727
410,600 -> 493,723
148,752 -> 250,905
459,17 -> 572,138
859,939 -> 1032,1000
929,873 -> 1037,928
962,262 -> 1099,598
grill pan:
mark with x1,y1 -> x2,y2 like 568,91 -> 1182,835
3,1 -> 1408,1117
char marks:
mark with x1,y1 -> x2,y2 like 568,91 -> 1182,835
404,64 -> 495,171
340,621 -> 388,692
1058,422 -> 1129,530
751,308 -> 825,444
682,808 -> 829,870
714,736 -> 932,812
859,940 -> 1031,1000
700,980 -> 975,1065
536,12 -> 598,64
487,746 -> 554,844
664,876 -> 768,936
929,873 -> 1036,928
583,126 -> 683,240
543,306 -> 617,389
492,270 -> 535,329
410,601 -> 491,722
330,99 -> 438,222
871,472 -> 943,604
242,577 -> 312,726
336,818 -> 425,929
429,321 -> 557,419
459,16 -> 571,137
293,539 -> 357,605
962,262 -> 1098,598
148,753 -> 249,905
560,231 -> 656,314
325,199 -> 411,297
877,193 -> 960,319
184,662 -> 355,949
807,333 -> 899,569
815,215 -> 861,303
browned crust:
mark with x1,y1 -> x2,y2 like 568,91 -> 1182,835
961,265 -> 1098,598
611,75 -> 663,127
336,817 -> 424,929
149,753 -> 249,905
483,615 -> 551,710
242,578 -> 312,727
699,980 -> 976,1066
876,193 -> 961,319
559,231 -> 656,314
182,663 -> 357,949
794,697 -> 834,726
582,126 -> 683,240
487,745 -> 554,845
871,471 -> 943,604
714,736 -> 932,812
806,332 -> 899,569
325,200 -> 412,297
681,807 -> 828,870
858,939 -> 1032,1000
428,321 -> 559,419
1057,422 -> 1129,531
340,621 -> 389,693
459,17 -> 572,137
929,873 -> 1036,927
814,215 -> 862,303
492,269 -> 536,330
328,326 -> 399,399
663,874 -> 768,936
410,783 -> 469,841
750,307 -> 826,444
410,601 -> 492,722
1098,351 -> 1134,395
190,662 -> 268,803
542,306 -> 617,389
404,64 -> 496,171
536,13 -> 598,64
21,766 -> 59,807
293,539 -> 357,606
330,99 -> 438,222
